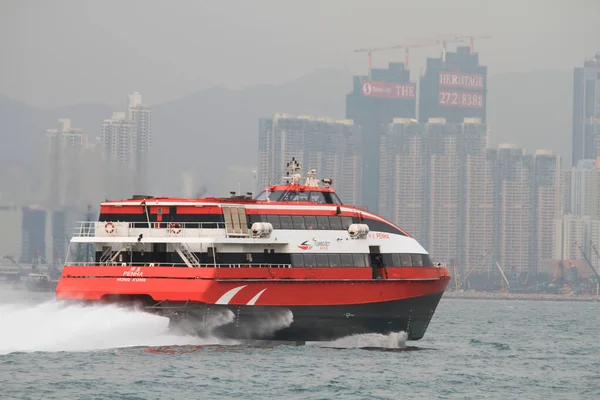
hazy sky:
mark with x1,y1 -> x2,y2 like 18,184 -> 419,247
2,0 -> 599,108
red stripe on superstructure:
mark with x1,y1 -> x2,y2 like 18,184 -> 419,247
177,206 -> 223,215
100,205 -> 144,214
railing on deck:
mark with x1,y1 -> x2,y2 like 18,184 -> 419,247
72,221 -> 226,238
64,262 -> 292,269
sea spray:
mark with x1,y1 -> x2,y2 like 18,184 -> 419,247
0,300 -> 236,355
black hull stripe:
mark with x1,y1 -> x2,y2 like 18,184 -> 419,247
166,291 -> 445,342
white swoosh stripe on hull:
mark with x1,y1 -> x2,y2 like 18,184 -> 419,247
215,285 -> 247,305
246,289 -> 267,306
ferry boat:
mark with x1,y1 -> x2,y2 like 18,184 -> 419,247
56,159 -> 450,342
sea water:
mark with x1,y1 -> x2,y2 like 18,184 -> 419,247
0,286 -> 598,399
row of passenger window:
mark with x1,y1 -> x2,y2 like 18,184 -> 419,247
290,253 -> 434,268
248,214 -> 353,230
99,212 -> 406,236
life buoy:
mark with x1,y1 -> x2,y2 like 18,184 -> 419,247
105,222 -> 115,234
168,222 -> 182,234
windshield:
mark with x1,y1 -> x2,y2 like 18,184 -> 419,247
255,190 -> 342,204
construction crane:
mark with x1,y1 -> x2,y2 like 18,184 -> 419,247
589,243 -> 600,295
388,41 -> 439,69
451,35 -> 492,54
354,45 -> 397,80
461,250 -> 490,290
575,241 -> 600,291
435,36 -> 467,62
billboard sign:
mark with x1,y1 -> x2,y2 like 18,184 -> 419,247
361,80 -> 416,99
439,72 -> 484,91
438,90 -> 484,108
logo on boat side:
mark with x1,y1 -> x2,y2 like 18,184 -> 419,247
298,240 -> 313,251
298,239 -> 330,251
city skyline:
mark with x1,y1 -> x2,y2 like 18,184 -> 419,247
2,42 -> 600,276
254,48 -> 597,279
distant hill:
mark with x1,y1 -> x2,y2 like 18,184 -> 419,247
151,68 -> 352,195
0,68 -> 574,204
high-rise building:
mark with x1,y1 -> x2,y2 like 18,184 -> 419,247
553,215 -> 597,264
20,206 -> 47,264
0,202 -> 23,259
426,118 -> 488,268
258,113 -> 362,205
346,63 -> 417,212
426,119 -> 461,265
463,127 -> 493,271
532,150 -> 561,272
379,118 -> 426,242
565,158 -> 600,217
419,46 -> 487,124
378,117 -> 488,268
554,158 -> 600,271
490,145 -> 533,275
101,112 -> 133,199
128,93 -> 152,195
572,54 -> 600,167
101,93 -> 152,199
46,119 -> 88,209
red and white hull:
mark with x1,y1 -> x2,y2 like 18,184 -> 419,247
56,265 -> 450,341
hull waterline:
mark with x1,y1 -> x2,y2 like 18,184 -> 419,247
164,290 -> 446,341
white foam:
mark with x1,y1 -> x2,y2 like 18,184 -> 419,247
317,331 -> 408,349
0,300 -> 234,355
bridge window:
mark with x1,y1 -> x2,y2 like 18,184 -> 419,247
324,192 -> 342,205
297,191 -> 310,201
309,192 -> 326,204
281,191 -> 299,201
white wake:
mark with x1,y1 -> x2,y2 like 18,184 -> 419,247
0,300 -> 235,355
317,331 -> 408,349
